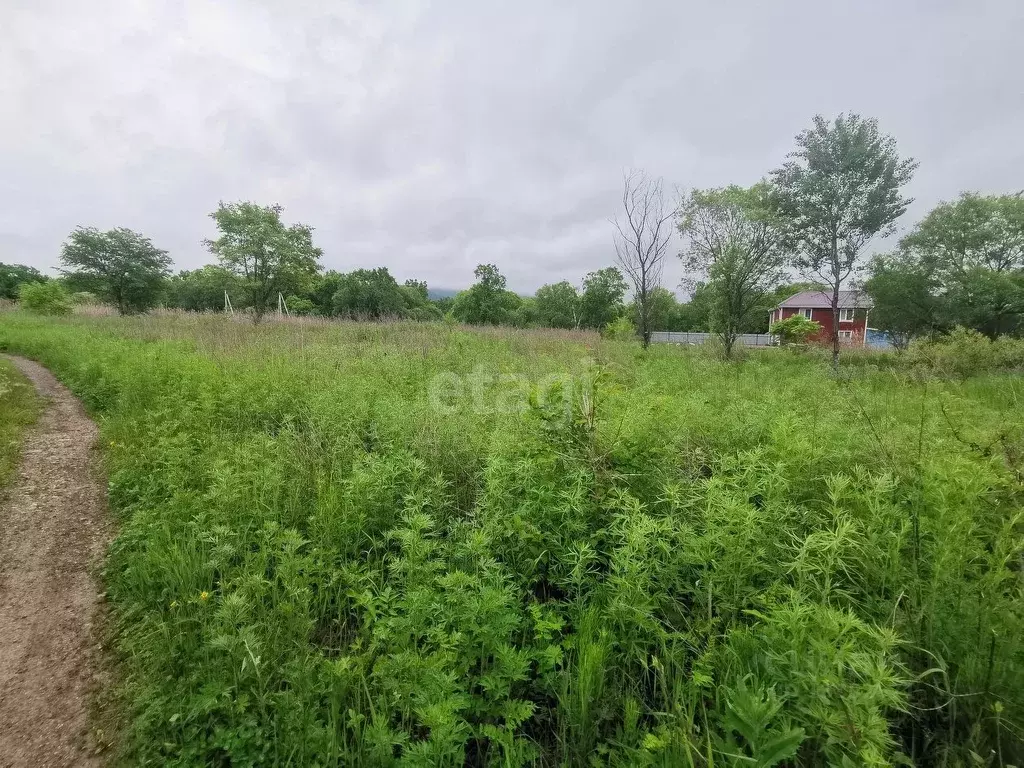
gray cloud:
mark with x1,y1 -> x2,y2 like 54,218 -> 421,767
2,0 -> 1022,294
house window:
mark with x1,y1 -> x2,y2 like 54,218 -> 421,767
839,330 -> 854,341
839,308 -> 855,322
799,308 -> 812,319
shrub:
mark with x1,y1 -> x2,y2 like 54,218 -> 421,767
602,315 -> 636,340
770,314 -> 819,345
905,326 -> 1024,377
284,295 -> 316,316
17,281 -> 72,316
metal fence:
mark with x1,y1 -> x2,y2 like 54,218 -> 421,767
649,331 -> 777,347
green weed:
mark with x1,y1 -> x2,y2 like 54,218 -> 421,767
0,311 -> 1021,766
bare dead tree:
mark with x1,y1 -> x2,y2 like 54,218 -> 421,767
613,170 -> 673,347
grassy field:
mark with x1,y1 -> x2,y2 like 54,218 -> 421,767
0,311 -> 1021,766
0,357 -> 40,489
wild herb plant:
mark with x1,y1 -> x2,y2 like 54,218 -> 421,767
0,311 -> 1021,766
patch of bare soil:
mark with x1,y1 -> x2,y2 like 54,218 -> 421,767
0,356 -> 111,768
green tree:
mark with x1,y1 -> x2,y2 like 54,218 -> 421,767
900,192 -> 1024,337
640,286 -> 682,332
204,202 -> 322,323
308,271 -> 344,316
398,279 -> 443,320
771,114 -> 917,368
675,282 -> 715,331
864,253 -> 944,350
902,192 -> 1024,275
0,264 -> 47,300
451,264 -> 521,325
945,268 -> 1024,338
165,265 -> 242,312
333,267 -> 407,319
17,281 -> 72,316
402,279 -> 429,303
579,267 -> 627,329
678,184 -> 788,357
59,226 -> 172,314
535,281 -> 581,328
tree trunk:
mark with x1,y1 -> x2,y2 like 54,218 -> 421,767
831,284 -> 840,373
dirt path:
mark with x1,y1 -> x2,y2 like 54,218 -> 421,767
0,356 -> 109,768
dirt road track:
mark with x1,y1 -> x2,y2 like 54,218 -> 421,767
0,356 -> 109,768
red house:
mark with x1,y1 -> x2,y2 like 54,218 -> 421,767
770,290 -> 872,346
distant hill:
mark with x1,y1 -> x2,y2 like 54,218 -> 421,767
427,288 -> 459,300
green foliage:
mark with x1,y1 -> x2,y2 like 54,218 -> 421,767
905,326 -> 1024,377
579,267 -> 628,329
861,194 -> 1024,345
59,226 -> 172,314
451,264 -> 522,325
332,267 -> 408,319
284,295 -> 316,315
712,680 -> 804,767
17,280 -> 73,316
639,286 -> 681,332
0,263 -> 47,300
535,281 -> 580,329
204,202 -> 322,322
1,314 -> 1022,766
902,191 -> 1024,276
603,314 -> 636,340
0,359 -> 40,489
165,265 -> 243,312
771,113 -> 917,364
678,183 -> 788,357
865,253 -> 944,349
769,314 -> 819,344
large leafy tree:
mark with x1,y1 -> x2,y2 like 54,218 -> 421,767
332,267 -> 407,319
771,114 -> 917,368
204,202 -> 322,323
678,184 -> 788,357
579,267 -> 627,329
535,281 -> 581,329
864,253 -> 944,350
902,192 -> 1024,275
59,227 -> 172,314
0,263 -> 47,300
900,192 -> 1024,336
451,264 -> 521,325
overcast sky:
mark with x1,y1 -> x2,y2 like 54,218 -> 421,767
2,0 -> 1022,294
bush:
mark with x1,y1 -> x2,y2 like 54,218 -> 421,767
17,281 -> 72,316
905,327 -> 1024,378
770,314 -> 820,345
602,315 -> 636,340
284,295 -> 317,316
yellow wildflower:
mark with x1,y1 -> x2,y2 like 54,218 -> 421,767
199,591 -> 209,601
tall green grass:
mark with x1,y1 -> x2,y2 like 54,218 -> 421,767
0,312 -> 1021,766
0,357 -> 40,488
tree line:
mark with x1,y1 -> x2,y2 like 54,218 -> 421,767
4,113 -> 1022,363
617,114 -> 1022,365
